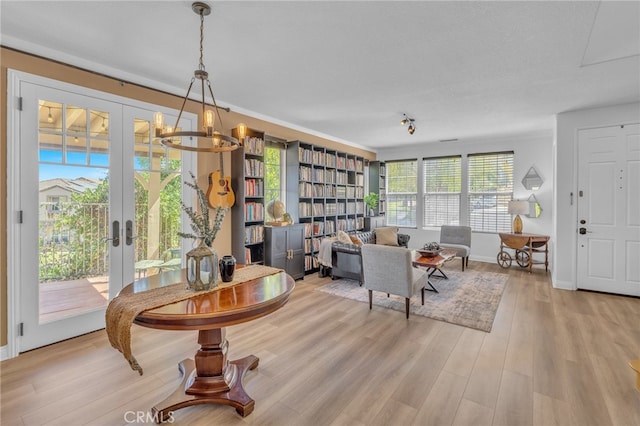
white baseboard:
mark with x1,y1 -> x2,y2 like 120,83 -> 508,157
1,345 -> 9,361
552,280 -> 576,291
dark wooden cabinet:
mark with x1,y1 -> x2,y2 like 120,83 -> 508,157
264,224 -> 305,280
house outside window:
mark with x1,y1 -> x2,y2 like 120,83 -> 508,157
423,156 -> 461,227
386,160 -> 417,227
468,151 -> 514,233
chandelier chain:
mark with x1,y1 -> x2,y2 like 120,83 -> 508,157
199,10 -> 205,71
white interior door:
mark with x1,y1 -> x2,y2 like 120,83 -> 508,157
577,124 -> 640,296
11,73 -> 195,352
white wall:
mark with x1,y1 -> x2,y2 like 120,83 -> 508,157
377,130 -> 554,269
554,102 -> 640,290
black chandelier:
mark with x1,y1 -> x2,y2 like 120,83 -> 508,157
154,2 -> 244,152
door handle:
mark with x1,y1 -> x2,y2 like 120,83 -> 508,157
579,227 -> 592,235
104,220 -> 120,247
125,220 -> 139,246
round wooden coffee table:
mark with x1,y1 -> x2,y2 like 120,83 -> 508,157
121,268 -> 295,423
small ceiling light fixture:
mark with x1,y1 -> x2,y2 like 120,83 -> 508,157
47,107 -> 53,123
401,114 -> 416,135
154,2 -> 243,153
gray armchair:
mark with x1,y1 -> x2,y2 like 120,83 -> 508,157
361,245 -> 427,319
439,225 -> 471,271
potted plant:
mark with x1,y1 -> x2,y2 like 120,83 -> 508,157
363,192 -> 379,217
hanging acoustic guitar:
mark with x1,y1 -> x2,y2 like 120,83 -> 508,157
207,152 -> 235,208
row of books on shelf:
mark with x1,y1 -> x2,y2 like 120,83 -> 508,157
299,202 -> 366,217
244,159 -> 264,178
245,179 -> 264,197
304,236 -> 327,254
245,224 -> 264,245
379,201 -> 386,212
337,217 -> 365,231
301,218 -> 365,240
245,202 -> 264,221
297,146 -> 363,171
298,186 -> 365,199
305,255 -> 319,271
244,137 -> 264,156
379,164 -> 386,175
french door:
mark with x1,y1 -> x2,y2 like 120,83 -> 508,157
10,72 -> 194,353
576,124 -> 640,296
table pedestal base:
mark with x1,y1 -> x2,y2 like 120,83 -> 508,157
151,328 -> 259,423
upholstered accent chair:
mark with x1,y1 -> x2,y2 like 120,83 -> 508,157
361,244 -> 427,319
439,225 -> 472,271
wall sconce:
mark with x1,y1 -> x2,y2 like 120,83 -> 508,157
401,114 -> 416,135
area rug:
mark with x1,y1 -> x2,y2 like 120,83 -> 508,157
315,270 -> 508,332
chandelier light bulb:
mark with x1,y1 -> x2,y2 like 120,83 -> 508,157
204,110 -> 215,136
47,107 -> 53,123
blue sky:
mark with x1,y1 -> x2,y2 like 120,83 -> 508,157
39,149 -> 108,181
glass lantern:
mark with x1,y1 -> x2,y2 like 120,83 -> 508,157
186,240 -> 218,291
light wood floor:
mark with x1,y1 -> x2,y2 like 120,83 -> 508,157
2,260 -> 639,425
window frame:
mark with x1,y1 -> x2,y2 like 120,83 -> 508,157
467,151 -> 514,233
385,159 -> 418,228
422,155 -> 462,228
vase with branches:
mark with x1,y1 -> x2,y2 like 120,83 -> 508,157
363,192 -> 379,216
178,172 -> 227,247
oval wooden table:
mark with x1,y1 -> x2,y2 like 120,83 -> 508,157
120,268 -> 295,423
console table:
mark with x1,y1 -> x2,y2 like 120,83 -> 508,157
120,268 -> 295,422
497,232 -> 550,273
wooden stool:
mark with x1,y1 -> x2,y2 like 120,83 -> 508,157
630,359 -> 640,391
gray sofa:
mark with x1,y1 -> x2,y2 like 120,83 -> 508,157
330,230 -> 410,283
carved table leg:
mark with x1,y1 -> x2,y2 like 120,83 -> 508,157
151,328 -> 259,423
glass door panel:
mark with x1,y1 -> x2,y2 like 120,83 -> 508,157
131,113 -> 184,280
38,100 -> 111,323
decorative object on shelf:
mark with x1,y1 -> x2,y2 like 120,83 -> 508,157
153,2 -> 246,153
363,192 -> 379,216
419,242 -> 441,257
283,212 -> 294,225
266,199 -> 286,225
186,240 -> 218,290
508,200 -> 529,234
219,255 -> 236,282
522,166 -> 543,190
400,114 -> 416,135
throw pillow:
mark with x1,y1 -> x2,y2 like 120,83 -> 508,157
375,227 -> 399,246
336,230 -> 352,244
349,235 -> 363,246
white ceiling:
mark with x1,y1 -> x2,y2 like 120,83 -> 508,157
2,1 -> 639,152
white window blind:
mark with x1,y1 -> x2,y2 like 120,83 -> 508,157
423,156 -> 461,227
468,152 -> 513,233
386,160 -> 417,227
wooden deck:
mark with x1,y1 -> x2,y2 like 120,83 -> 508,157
39,276 -> 109,323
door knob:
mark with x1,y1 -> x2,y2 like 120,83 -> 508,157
103,221 -> 120,247
125,220 -> 139,246
579,227 -> 592,235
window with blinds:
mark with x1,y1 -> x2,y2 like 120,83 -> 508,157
468,151 -> 514,233
423,156 -> 461,227
386,159 -> 417,227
